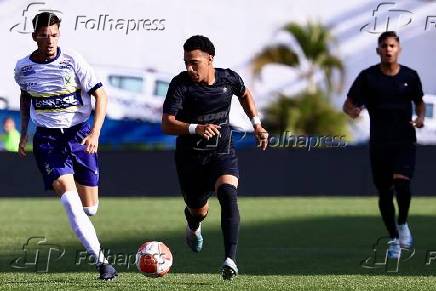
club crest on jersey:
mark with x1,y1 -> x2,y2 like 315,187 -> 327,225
223,86 -> 228,93
64,75 -> 73,85
44,163 -> 53,175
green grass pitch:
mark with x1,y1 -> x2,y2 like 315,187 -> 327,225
1,197 -> 436,290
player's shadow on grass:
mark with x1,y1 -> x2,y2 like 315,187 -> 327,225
4,215 -> 436,276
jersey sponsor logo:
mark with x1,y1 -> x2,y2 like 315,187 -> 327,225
197,111 -> 228,123
59,60 -> 73,70
32,90 -> 83,111
59,64 -> 74,70
21,65 -> 35,76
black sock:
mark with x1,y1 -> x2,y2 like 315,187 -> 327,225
217,184 -> 240,261
184,207 -> 206,231
377,186 -> 398,239
394,178 -> 411,225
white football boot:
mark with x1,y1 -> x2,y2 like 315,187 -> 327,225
398,223 -> 413,249
221,257 -> 238,280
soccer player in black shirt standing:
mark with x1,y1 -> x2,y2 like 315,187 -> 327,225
343,31 -> 425,259
162,35 -> 268,280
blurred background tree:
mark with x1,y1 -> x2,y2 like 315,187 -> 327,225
263,92 -> 348,136
252,21 -> 349,137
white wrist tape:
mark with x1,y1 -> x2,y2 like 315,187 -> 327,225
250,116 -> 261,126
188,123 -> 198,134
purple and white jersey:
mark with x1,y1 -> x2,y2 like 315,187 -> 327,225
14,48 -> 101,128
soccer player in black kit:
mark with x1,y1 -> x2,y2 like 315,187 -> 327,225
343,31 -> 425,259
162,35 -> 268,280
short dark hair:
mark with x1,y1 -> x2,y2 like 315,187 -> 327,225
183,35 -> 215,56
32,12 -> 61,32
378,31 -> 399,44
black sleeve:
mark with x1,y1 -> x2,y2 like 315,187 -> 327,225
163,77 -> 185,116
228,69 -> 246,98
347,71 -> 367,107
411,71 -> 424,103
20,89 -> 32,98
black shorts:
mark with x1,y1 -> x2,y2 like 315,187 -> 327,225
370,143 -> 416,187
175,148 -> 239,208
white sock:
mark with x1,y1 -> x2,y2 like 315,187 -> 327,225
60,191 -> 107,265
83,200 -> 99,216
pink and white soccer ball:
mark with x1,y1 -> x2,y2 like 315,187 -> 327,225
136,241 -> 173,277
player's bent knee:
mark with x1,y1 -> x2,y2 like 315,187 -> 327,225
215,175 -> 238,192
83,203 -> 99,216
393,174 -> 410,181
189,206 -> 208,219
217,184 -> 238,201
52,175 -> 76,196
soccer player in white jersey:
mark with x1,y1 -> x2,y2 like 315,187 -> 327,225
14,12 -> 117,280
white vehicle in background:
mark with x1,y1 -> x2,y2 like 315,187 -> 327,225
94,66 -> 171,122
94,65 -> 254,131
416,94 -> 436,144
0,95 -> 8,110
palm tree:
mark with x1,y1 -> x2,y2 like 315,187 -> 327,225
252,21 -> 349,138
263,92 -> 349,136
252,21 -> 344,94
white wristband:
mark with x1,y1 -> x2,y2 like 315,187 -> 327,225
188,123 -> 198,134
250,116 -> 261,127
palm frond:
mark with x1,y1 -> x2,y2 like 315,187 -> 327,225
319,54 -> 345,93
252,44 -> 299,76
282,21 -> 331,61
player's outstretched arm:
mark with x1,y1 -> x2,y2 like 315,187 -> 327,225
238,89 -> 268,150
161,113 -> 190,135
411,100 -> 425,128
343,98 -> 362,119
82,87 -> 107,154
161,114 -> 220,140
18,90 -> 31,157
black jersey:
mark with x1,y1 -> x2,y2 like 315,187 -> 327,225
348,65 -> 423,145
163,68 -> 246,151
